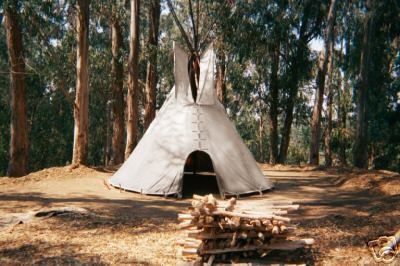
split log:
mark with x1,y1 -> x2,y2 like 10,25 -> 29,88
187,230 -> 291,240
200,239 -> 315,255
182,248 -> 199,255
178,195 -> 312,262
201,222 -> 296,233
212,210 -> 291,222
206,255 -> 215,266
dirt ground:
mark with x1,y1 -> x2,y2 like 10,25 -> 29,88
0,164 -> 399,265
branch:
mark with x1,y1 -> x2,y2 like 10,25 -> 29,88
188,0 -> 198,50
198,24 -> 215,55
196,0 -> 200,47
166,0 -> 194,53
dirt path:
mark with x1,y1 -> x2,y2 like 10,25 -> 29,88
0,165 -> 399,265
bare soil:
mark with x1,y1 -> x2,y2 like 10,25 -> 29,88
0,164 -> 399,265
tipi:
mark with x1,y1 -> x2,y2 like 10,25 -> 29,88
109,43 -> 273,198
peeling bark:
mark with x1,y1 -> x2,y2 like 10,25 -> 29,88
72,0 -> 90,167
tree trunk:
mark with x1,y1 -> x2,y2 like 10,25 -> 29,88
216,48 -> 226,105
338,11 -> 351,167
324,33 -> 335,167
4,1 -> 29,177
110,17 -> 125,165
143,0 -> 161,131
125,0 -> 140,159
277,2 -> 312,164
72,0 -> 90,167
258,116 -> 265,162
337,81 -> 347,166
353,0 -> 374,169
309,0 -> 337,165
269,39 -> 280,165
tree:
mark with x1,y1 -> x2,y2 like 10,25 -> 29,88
110,7 -> 125,165
278,0 -> 321,164
268,6 -> 283,165
353,0 -> 374,169
309,0 -> 337,165
324,30 -> 335,167
337,3 -> 352,166
4,0 -> 29,176
143,0 -> 161,131
125,0 -> 140,159
216,47 -> 227,105
72,0 -> 90,167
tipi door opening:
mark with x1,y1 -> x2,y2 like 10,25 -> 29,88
181,150 -> 220,198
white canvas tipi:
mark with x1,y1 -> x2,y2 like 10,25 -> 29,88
109,43 -> 273,197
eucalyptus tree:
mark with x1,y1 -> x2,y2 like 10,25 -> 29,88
357,0 -> 400,170
72,0 -> 90,167
3,0 -> 28,176
143,0 -> 160,130
352,0 -> 373,168
109,3 -> 126,165
125,0 -> 140,159
277,0 -> 324,164
309,0 -> 338,165
0,27 -> 10,175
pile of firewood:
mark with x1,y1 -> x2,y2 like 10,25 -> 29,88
177,194 -> 314,264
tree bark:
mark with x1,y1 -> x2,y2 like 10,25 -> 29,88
4,1 -> 29,177
125,0 -> 140,159
338,10 -> 351,167
309,0 -> 337,165
72,0 -> 90,167
216,48 -> 226,105
337,77 -> 348,166
277,2 -> 312,164
269,38 -> 280,165
258,116 -> 265,162
324,32 -> 335,167
143,0 -> 161,131
110,17 -> 125,165
353,0 -> 374,169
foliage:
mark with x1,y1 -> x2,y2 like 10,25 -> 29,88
0,0 -> 399,175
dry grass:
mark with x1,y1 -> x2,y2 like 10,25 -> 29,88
0,164 -> 399,265
0,166 -> 100,185
0,215 -> 183,265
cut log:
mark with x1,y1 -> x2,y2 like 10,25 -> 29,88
206,255 -> 215,266
177,195 -> 311,262
200,239 -> 315,255
187,230 -> 291,240
212,210 -> 291,222
178,213 -> 193,220
272,225 -> 280,235
182,248 -> 199,255
201,222 -> 296,233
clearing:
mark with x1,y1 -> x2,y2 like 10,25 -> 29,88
0,165 -> 399,265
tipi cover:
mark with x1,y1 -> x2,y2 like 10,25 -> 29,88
109,43 -> 273,197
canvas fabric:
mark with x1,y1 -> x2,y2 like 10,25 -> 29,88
109,43 -> 272,197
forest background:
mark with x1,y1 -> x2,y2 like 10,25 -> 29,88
1,0 -> 399,177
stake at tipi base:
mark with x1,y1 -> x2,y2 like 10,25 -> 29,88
176,194 -> 314,264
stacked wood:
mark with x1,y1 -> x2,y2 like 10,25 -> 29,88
177,194 -> 314,263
